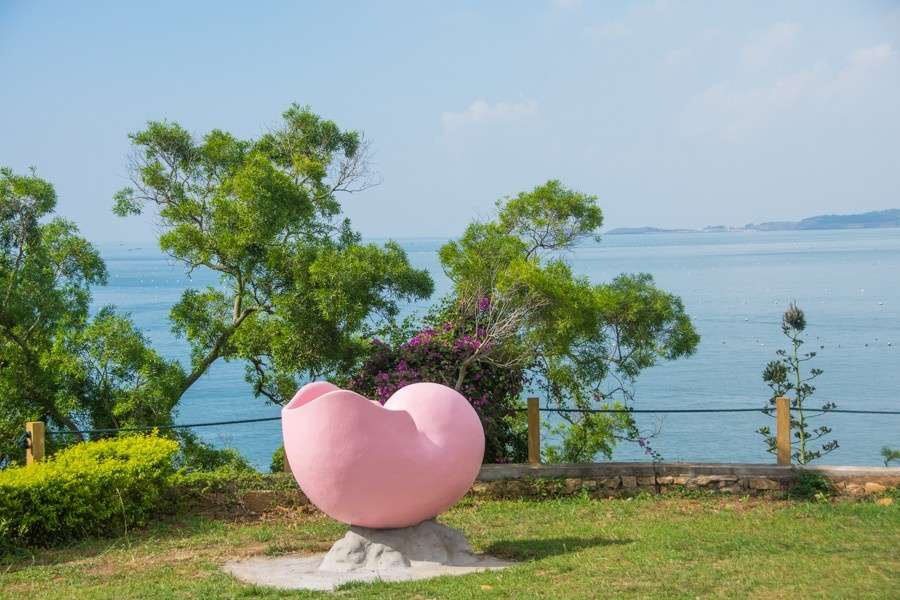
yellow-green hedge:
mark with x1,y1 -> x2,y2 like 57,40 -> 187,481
0,434 -> 178,546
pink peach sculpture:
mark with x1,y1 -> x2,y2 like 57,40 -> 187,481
281,381 -> 485,529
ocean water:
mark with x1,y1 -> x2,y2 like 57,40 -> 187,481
94,229 -> 900,469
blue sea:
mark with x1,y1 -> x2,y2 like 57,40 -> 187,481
94,230 -> 900,469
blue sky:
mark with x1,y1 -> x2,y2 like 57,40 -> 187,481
1,0 -> 899,241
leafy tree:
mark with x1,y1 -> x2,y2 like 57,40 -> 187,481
757,303 -> 837,464
880,446 -> 899,467
353,180 -> 699,462
113,104 -> 434,405
53,307 -> 185,430
441,181 -> 698,462
0,167 -> 182,465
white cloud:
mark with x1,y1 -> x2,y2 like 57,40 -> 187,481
683,43 -> 898,141
741,21 -> 800,68
830,43 -> 898,95
441,99 -> 539,133
848,43 -> 897,68
689,71 -> 817,139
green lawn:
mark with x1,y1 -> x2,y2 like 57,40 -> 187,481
1,495 -> 897,599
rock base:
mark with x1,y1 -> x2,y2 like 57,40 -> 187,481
223,520 -> 512,591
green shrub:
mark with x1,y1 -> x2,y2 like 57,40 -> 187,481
270,445 -> 286,473
0,434 -> 178,547
170,466 -> 267,494
175,431 -> 254,473
164,468 -> 296,514
787,470 -> 835,501
170,468 -> 295,494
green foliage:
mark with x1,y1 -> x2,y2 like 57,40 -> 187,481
433,180 -> 699,461
167,467 -> 296,516
0,435 -> 178,546
543,412 -> 628,463
270,445 -> 285,473
174,431 -> 254,473
53,307 -> 186,430
881,447 -> 900,467
114,104 -> 433,406
519,477 -> 571,499
168,466 -> 265,495
0,167 -> 183,464
757,303 -> 837,464
498,179 -> 604,251
787,470 -> 835,502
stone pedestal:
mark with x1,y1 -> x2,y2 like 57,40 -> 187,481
320,519 -> 483,572
223,520 -> 512,591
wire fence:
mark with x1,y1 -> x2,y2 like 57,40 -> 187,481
4,402 -> 899,470
517,407 -> 900,415
31,404 -> 900,438
45,416 -> 283,436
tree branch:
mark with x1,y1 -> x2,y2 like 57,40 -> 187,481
178,308 -> 255,396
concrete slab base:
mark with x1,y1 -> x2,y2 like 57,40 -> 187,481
222,520 -> 514,591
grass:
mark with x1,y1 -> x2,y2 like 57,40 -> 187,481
1,494 -> 897,599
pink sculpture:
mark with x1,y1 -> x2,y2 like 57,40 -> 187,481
281,381 -> 485,529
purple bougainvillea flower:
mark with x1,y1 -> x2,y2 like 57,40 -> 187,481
347,320 -> 526,464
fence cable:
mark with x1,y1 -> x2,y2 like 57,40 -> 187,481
40,405 -> 900,436
517,407 -> 900,415
521,407 -> 765,414
46,416 -> 282,436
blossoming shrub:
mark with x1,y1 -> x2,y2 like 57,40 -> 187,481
349,325 -> 528,463
0,434 -> 178,547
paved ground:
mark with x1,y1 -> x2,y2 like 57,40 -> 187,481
223,553 -> 513,591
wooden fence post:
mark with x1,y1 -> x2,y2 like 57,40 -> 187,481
775,396 -> 791,466
25,421 -> 45,465
527,397 -> 540,465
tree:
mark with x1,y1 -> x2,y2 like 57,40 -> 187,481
53,307 -> 185,430
353,180 -> 699,462
881,447 -> 900,467
113,104 -> 434,405
757,303 -> 837,464
441,181 -> 699,462
0,167 -> 182,464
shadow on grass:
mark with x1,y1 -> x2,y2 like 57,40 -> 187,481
485,536 -> 632,560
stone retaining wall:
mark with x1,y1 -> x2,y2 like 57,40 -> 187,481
188,463 -> 900,516
474,463 -> 900,497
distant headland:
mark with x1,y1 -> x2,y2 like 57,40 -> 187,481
607,209 -> 900,235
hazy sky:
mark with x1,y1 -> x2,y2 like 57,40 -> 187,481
2,1 -> 899,241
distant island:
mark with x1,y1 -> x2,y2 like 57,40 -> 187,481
607,209 -> 900,235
